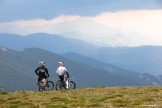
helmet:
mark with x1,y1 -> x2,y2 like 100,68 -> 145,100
58,62 -> 64,66
39,61 -> 45,66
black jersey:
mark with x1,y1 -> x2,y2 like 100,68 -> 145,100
35,66 -> 49,78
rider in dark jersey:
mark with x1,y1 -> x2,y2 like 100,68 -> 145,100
35,61 -> 49,91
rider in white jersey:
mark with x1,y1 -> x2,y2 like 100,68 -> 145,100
56,62 -> 69,82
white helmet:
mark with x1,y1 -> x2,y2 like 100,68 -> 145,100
39,61 -> 45,66
58,62 -> 64,66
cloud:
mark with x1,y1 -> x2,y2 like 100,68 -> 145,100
91,9 -> 162,46
0,10 -> 162,46
2,15 -> 80,27
0,15 -> 80,35
91,10 -> 162,37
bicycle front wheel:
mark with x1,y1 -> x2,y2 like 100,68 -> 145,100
44,81 -> 54,91
68,81 -> 76,89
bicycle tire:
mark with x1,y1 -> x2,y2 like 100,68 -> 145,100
68,81 -> 76,89
55,80 -> 66,90
56,80 -> 76,90
44,81 -> 54,91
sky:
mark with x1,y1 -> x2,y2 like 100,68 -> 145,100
0,0 -> 162,46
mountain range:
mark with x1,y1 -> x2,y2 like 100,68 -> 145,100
0,33 -> 162,76
0,33 -> 95,54
86,46 -> 162,75
1,46 -> 162,91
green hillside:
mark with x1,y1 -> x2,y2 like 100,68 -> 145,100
3,47 -> 160,92
0,86 -> 162,108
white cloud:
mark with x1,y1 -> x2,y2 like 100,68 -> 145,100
91,10 -> 162,37
0,15 -> 80,35
0,10 -> 162,47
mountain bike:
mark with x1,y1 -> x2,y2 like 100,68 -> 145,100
38,78 -> 54,91
55,77 -> 76,90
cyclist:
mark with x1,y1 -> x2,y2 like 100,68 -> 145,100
56,62 -> 69,83
35,61 -> 49,91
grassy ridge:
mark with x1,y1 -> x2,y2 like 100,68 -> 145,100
0,86 -> 162,108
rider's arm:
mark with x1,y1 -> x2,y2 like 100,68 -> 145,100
45,68 -> 50,77
64,67 -> 69,78
65,70 -> 69,78
35,67 -> 39,75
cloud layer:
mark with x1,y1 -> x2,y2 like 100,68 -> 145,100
0,10 -> 162,46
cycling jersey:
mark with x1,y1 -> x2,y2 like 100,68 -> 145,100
56,66 -> 69,81
35,66 -> 49,78
56,66 -> 68,75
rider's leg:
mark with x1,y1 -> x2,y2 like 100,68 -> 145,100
37,78 -> 41,92
37,84 -> 40,91
42,75 -> 48,87
59,75 -> 64,82
44,78 -> 48,86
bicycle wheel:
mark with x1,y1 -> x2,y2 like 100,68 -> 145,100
56,80 -> 66,90
44,81 -> 54,91
68,81 -> 76,89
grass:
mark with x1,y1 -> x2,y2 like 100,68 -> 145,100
0,91 -> 9,95
0,86 -> 162,108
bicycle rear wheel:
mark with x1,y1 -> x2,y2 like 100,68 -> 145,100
44,81 -> 54,91
56,80 -> 66,90
68,81 -> 76,89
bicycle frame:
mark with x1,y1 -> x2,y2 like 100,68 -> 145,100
65,78 -> 70,89
56,77 -> 76,90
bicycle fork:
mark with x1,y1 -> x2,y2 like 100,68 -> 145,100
65,79 -> 70,89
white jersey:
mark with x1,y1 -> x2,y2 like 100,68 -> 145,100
56,66 -> 67,76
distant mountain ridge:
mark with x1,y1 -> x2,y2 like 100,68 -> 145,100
1,46 -> 162,91
0,33 -> 96,54
62,52 -> 162,86
87,46 -> 162,75
0,33 -> 162,76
